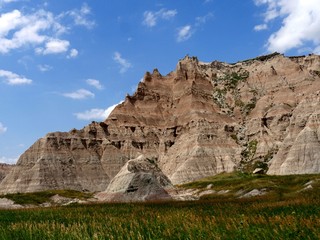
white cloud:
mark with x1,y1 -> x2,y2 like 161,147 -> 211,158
254,23 -> 268,31
0,69 -> 32,85
62,89 -> 94,100
86,78 -> 103,90
142,8 -> 177,27
143,11 -> 156,27
38,64 -> 52,72
177,25 -> 193,42
74,102 -> 121,121
0,122 -> 7,134
0,4 -> 94,56
0,156 -> 18,164
176,13 -> 212,42
0,10 -> 22,37
0,9 -> 68,54
113,52 -> 132,73
254,0 -> 279,22
67,3 -> 95,29
36,39 -> 70,55
254,0 -> 320,53
67,48 -> 78,58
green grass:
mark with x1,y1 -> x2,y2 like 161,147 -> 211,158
0,173 -> 319,239
0,196 -> 319,239
181,172 -> 320,200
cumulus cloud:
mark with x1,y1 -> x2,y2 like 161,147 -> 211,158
0,3 -> 94,56
0,9 -> 67,54
0,122 -> 7,134
0,69 -> 32,85
142,8 -> 177,27
86,78 -> 103,90
62,89 -> 94,100
74,102 -> 122,121
113,52 -> 132,73
177,25 -> 193,42
254,0 -> 320,53
36,39 -> 70,55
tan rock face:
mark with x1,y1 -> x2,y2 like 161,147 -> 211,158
0,164 -> 14,183
1,53 -> 320,194
0,123 -> 110,193
96,155 -> 172,202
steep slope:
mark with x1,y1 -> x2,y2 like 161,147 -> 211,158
1,53 -> 320,194
0,123 -> 110,193
0,164 -> 13,182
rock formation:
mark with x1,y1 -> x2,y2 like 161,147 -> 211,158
0,164 -> 13,183
96,155 -> 172,202
1,53 -> 320,194
0,124 -> 110,193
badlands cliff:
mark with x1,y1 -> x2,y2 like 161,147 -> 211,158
0,164 -> 13,182
1,53 -> 320,194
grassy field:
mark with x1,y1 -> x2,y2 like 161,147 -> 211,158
0,173 -> 319,239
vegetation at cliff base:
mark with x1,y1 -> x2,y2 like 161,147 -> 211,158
3,190 -> 92,205
0,173 -> 319,239
181,172 -> 320,199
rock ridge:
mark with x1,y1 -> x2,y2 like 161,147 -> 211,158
1,53 -> 320,194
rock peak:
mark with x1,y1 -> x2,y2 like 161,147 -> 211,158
2,53 -> 320,194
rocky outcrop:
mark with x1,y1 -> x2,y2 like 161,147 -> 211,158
1,53 -> 320,194
0,198 -> 23,209
0,164 -> 14,182
0,124 -> 110,193
268,107 -> 320,175
96,155 -> 172,202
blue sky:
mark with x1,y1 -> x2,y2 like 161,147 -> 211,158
1,0 -> 320,163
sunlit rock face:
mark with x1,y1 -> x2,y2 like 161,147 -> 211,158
0,164 -> 13,183
1,53 -> 320,194
96,155 -> 173,202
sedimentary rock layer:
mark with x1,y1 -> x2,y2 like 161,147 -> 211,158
0,164 -> 13,183
1,53 -> 320,193
96,155 -> 172,202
